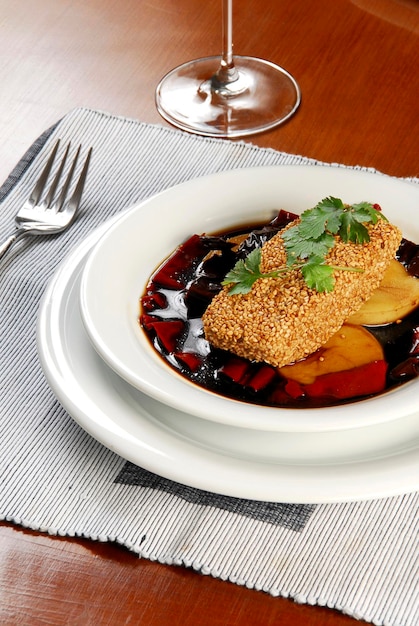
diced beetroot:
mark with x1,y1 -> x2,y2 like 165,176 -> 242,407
270,209 -> 299,228
154,320 -> 185,353
151,267 -> 184,290
141,292 -> 167,312
139,314 -> 158,331
247,365 -> 277,392
174,352 -> 202,373
139,317 -> 184,353
284,360 -> 388,401
220,360 -> 277,391
180,233 -> 212,256
390,356 -> 419,380
396,239 -> 419,277
284,379 -> 306,399
268,383 -> 295,405
219,356 -> 251,385
397,239 -> 417,264
152,235 -> 206,289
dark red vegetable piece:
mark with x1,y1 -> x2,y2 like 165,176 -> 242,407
219,360 -> 277,392
247,365 -> 277,392
140,317 -> 185,353
268,383 -> 294,406
141,292 -> 167,312
284,360 -> 388,401
152,235 -> 206,289
219,356 -> 252,385
139,314 -> 158,331
390,356 -> 419,380
270,209 -> 299,228
174,352 -> 203,373
396,239 -> 419,277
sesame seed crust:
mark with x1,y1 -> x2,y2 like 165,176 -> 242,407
202,219 -> 402,367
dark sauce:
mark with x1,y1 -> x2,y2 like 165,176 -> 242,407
140,210 -> 419,408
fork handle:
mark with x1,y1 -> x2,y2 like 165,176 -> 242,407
0,230 -> 27,261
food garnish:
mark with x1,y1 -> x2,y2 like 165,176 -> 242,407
222,197 -> 386,294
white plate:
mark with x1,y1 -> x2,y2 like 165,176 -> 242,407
37,221 -> 419,503
79,165 -> 419,432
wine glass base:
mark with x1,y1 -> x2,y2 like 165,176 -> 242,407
155,55 -> 301,138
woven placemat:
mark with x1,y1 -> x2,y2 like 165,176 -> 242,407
0,107 -> 417,626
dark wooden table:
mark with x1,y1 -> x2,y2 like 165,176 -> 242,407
1,0 -> 418,623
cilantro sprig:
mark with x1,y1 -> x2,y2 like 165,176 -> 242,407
222,197 -> 386,294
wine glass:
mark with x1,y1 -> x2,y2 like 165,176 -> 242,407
155,0 -> 301,138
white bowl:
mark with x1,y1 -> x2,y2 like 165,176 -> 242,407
79,165 -> 419,432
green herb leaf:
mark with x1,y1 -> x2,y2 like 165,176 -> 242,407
242,246 -> 262,274
339,214 -> 370,244
282,229 -> 335,263
221,248 -> 264,295
298,198 -> 343,238
352,202 -> 388,225
301,256 -> 335,292
221,198 -> 385,294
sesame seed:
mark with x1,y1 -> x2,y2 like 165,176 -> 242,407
202,219 -> 402,368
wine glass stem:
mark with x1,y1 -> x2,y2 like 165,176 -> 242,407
221,0 -> 234,69
213,0 -> 240,88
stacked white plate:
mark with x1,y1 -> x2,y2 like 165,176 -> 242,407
37,165 -> 419,503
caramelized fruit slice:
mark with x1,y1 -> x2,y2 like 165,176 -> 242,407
348,259 -> 419,326
279,324 -> 384,385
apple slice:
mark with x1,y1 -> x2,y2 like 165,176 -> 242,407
279,324 -> 384,385
348,259 -> 419,326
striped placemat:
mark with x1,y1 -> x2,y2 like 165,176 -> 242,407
0,107 -> 418,626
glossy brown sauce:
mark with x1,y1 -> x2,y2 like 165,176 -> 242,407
140,211 -> 419,408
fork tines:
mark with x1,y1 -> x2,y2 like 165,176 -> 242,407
31,139 -> 92,213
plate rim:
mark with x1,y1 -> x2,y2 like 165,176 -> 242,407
79,164 -> 419,432
37,217 -> 419,503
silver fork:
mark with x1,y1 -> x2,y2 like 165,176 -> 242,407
0,139 -> 92,260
